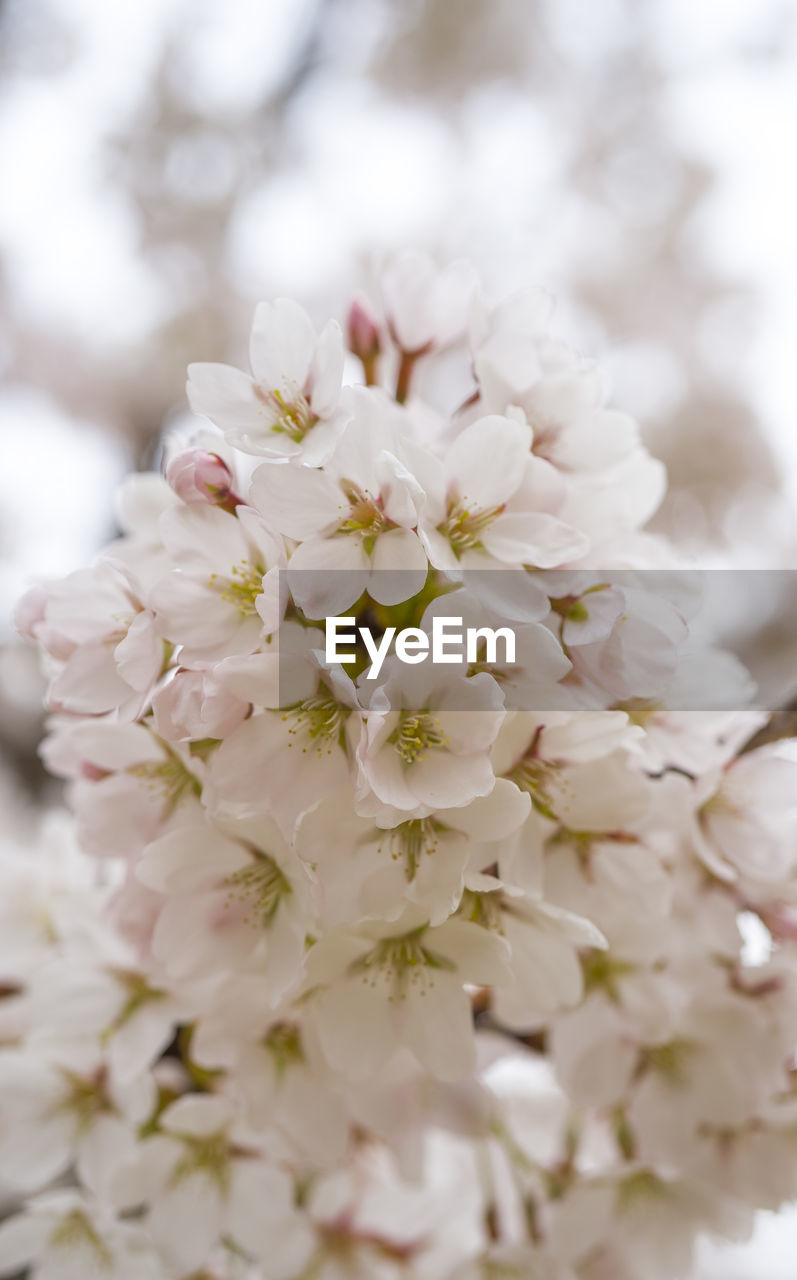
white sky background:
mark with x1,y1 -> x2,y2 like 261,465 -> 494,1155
2,3 -> 797,1266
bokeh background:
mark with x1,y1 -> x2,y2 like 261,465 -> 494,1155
1,2 -> 797,1272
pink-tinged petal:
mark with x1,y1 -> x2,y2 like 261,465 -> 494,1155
307,318 -> 344,418
208,710 -> 285,778
303,932 -> 373,986
400,437 -> 447,517
400,980 -> 475,1080
433,918 -> 513,985
114,612 -> 162,691
561,454 -> 666,535
446,416 -> 532,509
449,779 -> 531,841
109,1002 -> 179,1084
159,503 -> 250,575
360,743 -> 421,812
458,569 -> 549,624
550,999 -> 638,1109
409,750 -> 495,810
728,751 -> 797,810
383,252 -> 477,350
66,720 -> 162,770
707,811 -> 793,883
377,451 -> 426,527
136,826 -> 249,894
249,298 -> 315,391
296,414 -> 349,467
287,537 -> 369,618
186,361 -> 263,431
249,462 -> 343,540
435,705 -> 505,756
228,1164 -> 315,1273
529,898 -> 607,949
149,1175 -> 224,1273
474,333 -> 543,404
0,1111 -> 74,1192
150,573 -> 263,664
255,564 -> 285,635
210,713 -> 349,839
77,1113 -> 135,1197
161,1094 -> 234,1137
315,976 -> 396,1079
0,1215 -> 49,1273
419,525 -> 459,571
507,454 -> 566,514
74,775 -> 168,861
498,926 -> 584,1024
327,395 -> 396,486
50,644 -> 133,714
553,411 -> 639,471
151,892 -> 254,978
482,512 -> 589,567
527,363 -> 604,419
561,585 -> 625,646
369,529 -> 428,603
215,651 -> 281,707
235,504 -> 285,567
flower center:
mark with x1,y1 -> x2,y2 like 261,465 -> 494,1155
224,854 -> 291,927
614,697 -> 662,726
281,689 -> 348,754
378,818 -> 441,882
256,386 -> 317,442
618,1170 -> 669,1207
351,927 -> 455,998
130,749 -> 202,810
107,969 -> 166,1033
507,756 -> 561,820
173,1131 -> 231,1191
208,560 -> 264,617
642,1038 -> 695,1084
438,499 -> 505,557
337,481 -> 392,552
264,1021 -> 304,1076
389,712 -> 449,765
57,1066 -> 112,1131
459,888 -> 504,932
49,1211 -> 112,1266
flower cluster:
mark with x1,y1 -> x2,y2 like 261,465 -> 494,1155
8,254 -> 797,1279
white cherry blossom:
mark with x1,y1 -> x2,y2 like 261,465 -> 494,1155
188,297 -> 346,462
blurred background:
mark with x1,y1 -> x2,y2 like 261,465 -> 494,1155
1,2 -> 796,1270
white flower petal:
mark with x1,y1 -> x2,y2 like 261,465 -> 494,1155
482,512 -> 589,567
250,462 -> 343,540
249,298 -> 315,391
446,416 -> 532,510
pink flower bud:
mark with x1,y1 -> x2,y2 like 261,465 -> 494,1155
166,450 -> 234,505
347,295 -> 381,364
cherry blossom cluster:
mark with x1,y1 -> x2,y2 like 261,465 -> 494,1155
8,254 -> 797,1279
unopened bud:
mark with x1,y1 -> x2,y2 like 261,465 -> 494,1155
166,450 -> 234,505
347,295 -> 381,366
